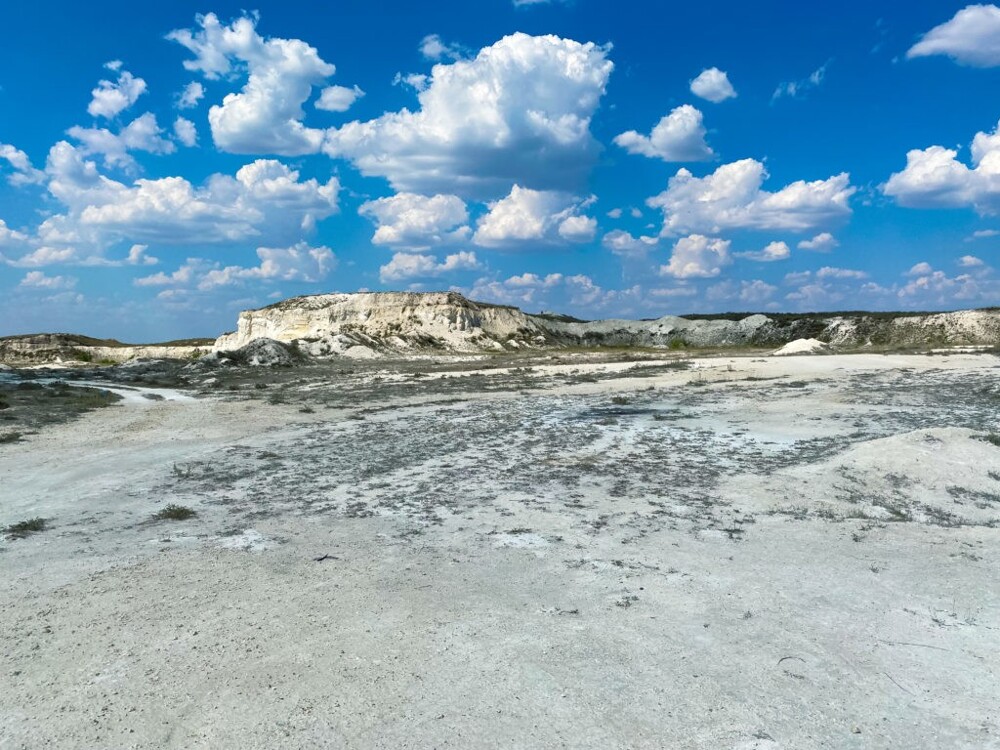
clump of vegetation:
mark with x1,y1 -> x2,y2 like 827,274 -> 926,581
153,504 -> 197,521
0,431 -> 23,444
5,517 -> 47,538
610,395 -> 631,406
977,433 -> 1000,448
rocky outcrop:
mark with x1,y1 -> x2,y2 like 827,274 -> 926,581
0,334 -> 212,365
201,338 -> 301,368
210,293 -> 1000,357
6,295 -> 999,365
540,314 -> 774,348
822,310 -> 1000,347
214,292 -> 550,356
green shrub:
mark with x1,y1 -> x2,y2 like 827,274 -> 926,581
5,517 -> 47,538
153,504 -> 197,521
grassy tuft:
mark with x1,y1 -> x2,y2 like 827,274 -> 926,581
5,517 -> 47,538
0,431 -> 23,444
153,504 -> 197,521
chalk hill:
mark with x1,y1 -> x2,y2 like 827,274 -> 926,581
211,292 -> 1000,357
3,293 -> 999,363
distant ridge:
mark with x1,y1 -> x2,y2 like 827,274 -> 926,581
2,292 -> 999,364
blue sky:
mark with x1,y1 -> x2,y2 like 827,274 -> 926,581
2,1 -> 1000,340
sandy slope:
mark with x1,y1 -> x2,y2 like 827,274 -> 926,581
1,354 -> 999,749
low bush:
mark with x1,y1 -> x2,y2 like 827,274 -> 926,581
153,504 -> 197,521
5,517 -> 47,538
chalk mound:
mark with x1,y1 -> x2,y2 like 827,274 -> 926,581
203,338 -> 300,367
232,338 -> 299,367
771,338 -> 830,356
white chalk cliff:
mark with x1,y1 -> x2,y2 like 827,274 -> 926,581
214,292 -> 548,356
6,293 -> 997,364
212,292 -> 1000,357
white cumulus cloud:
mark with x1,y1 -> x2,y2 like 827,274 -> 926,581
883,120 -> 1000,213
897,267 -> 991,303
5,246 -> 79,267
908,5 -> 1000,67
77,244 -> 160,268
19,271 -> 77,289
690,67 -> 736,103
67,112 -> 176,169
736,240 -> 790,262
379,251 -> 480,282
614,105 -> 713,162
168,13 -> 336,155
198,242 -> 336,289
173,117 -> 198,147
0,219 -> 28,247
648,158 -> 854,236
797,232 -> 839,251
816,266 -> 867,280
473,185 -> 596,247
968,228 -> 1000,240
359,193 -> 470,248
0,143 -> 45,186
602,229 -> 657,258
419,34 -> 464,61
709,279 -> 777,305
324,33 -> 613,198
88,67 -> 147,119
316,85 -> 364,113
557,215 -> 597,242
660,234 -> 731,278
126,244 -> 159,266
40,143 -> 339,250
177,81 -> 205,109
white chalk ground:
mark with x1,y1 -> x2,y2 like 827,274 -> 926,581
2,354 -> 999,749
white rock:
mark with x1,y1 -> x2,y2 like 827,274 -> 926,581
772,338 -> 830,356
214,291 -> 545,355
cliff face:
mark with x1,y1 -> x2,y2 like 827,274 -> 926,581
4,295 -> 998,365
540,314 -> 775,348
213,293 -> 1000,356
0,334 -> 211,365
822,310 -> 1000,347
214,291 -> 549,355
